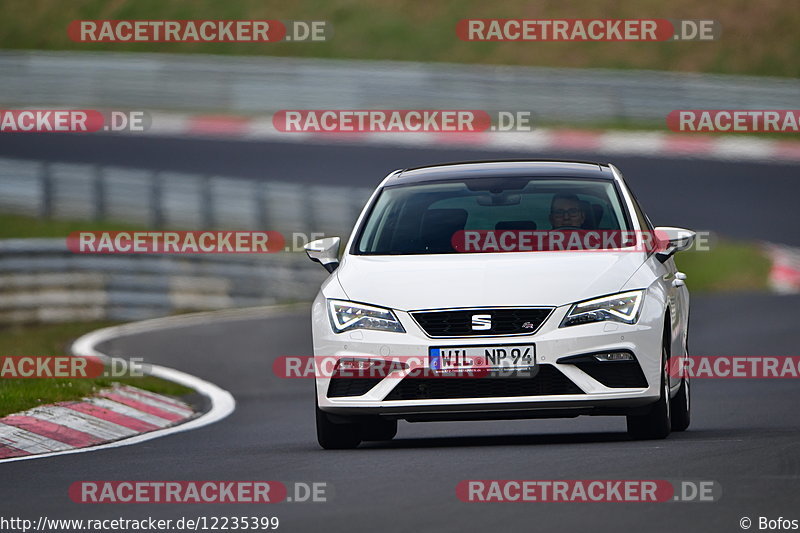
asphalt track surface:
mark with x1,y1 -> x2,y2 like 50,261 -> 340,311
1,135 -> 799,532
2,295 -> 799,533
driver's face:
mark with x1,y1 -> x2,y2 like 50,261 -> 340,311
550,199 -> 585,229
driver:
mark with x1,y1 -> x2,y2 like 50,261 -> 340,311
549,193 -> 585,229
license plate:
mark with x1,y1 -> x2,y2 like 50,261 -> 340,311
430,344 -> 536,372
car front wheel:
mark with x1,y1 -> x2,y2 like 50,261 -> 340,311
626,342 -> 672,440
316,403 -> 362,449
670,372 -> 691,432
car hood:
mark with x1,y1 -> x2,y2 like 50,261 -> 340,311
336,252 -> 647,310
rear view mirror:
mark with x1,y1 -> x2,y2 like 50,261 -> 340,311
654,227 -> 695,263
476,193 -> 521,206
305,237 -> 341,273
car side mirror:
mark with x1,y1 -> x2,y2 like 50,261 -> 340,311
304,237 -> 341,273
654,227 -> 696,263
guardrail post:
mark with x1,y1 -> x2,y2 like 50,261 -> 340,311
93,165 -> 106,221
256,181 -> 269,229
202,175 -> 215,229
151,171 -> 164,228
303,185 -> 318,234
39,162 -> 53,219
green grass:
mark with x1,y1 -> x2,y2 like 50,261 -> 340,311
0,212 -> 774,292
675,240 -> 771,292
0,213 -> 147,239
0,0 -> 798,78
0,321 -> 194,418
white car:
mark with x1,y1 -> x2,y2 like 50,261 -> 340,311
306,161 -> 693,449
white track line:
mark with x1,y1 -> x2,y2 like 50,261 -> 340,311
0,304 -> 308,463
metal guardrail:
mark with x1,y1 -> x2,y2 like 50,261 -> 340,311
0,156 -> 372,323
1,51 -> 799,122
0,239 -> 326,323
0,157 -> 372,236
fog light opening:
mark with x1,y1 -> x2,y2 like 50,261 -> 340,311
593,352 -> 635,362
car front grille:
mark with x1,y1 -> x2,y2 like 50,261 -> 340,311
411,307 -> 552,337
383,365 -> 583,400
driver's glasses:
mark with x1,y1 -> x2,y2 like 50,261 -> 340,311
551,208 -> 581,217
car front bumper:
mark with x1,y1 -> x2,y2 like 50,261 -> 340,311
312,291 -> 666,419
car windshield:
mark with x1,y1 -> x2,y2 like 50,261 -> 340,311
354,177 -> 631,255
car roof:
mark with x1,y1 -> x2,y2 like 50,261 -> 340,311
391,160 -> 613,185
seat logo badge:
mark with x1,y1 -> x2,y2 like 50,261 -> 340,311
471,314 -> 492,330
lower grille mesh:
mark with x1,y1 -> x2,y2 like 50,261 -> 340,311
327,377 -> 385,398
383,366 -> 583,400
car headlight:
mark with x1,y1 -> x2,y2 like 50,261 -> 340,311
327,299 -> 405,333
560,290 -> 645,327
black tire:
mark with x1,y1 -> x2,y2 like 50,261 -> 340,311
670,373 -> 691,431
316,404 -> 361,449
671,328 -> 691,432
360,418 -> 398,441
627,342 -> 672,440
